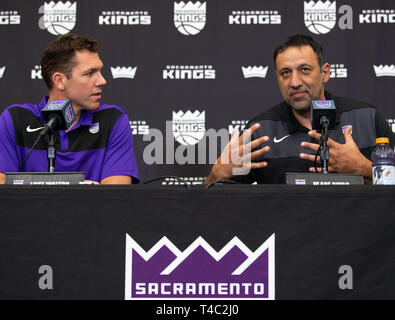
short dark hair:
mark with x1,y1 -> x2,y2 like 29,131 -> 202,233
273,34 -> 324,70
41,34 -> 99,89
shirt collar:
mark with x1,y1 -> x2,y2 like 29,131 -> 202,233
281,101 -> 309,134
79,109 -> 94,126
38,96 -> 48,111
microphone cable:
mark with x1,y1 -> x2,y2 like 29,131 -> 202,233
18,127 -> 48,172
205,179 -> 241,189
314,130 -> 329,173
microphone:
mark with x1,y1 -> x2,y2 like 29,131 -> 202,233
311,100 -> 336,131
40,99 -> 76,136
18,99 -> 75,172
310,100 -> 336,174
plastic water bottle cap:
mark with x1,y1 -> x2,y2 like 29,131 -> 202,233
376,137 -> 389,144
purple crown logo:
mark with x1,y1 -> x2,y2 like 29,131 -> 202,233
65,105 -> 74,123
47,100 -> 64,109
125,234 -> 275,300
315,100 -> 331,107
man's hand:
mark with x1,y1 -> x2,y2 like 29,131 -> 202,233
299,126 -> 372,182
100,175 -> 132,184
83,180 -> 100,185
204,123 -> 270,184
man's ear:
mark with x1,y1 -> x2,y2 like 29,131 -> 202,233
52,72 -> 67,91
322,62 -> 331,84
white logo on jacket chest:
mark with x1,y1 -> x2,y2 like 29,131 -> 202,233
26,125 -> 45,132
273,135 -> 290,143
89,122 -> 99,134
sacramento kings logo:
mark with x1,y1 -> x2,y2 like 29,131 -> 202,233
304,1 -> 336,35
172,110 -> 205,146
89,123 -> 100,134
38,1 -> 77,35
125,234 -> 275,299
174,1 -> 206,36
65,105 -> 74,123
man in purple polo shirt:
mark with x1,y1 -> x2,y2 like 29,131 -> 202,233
0,34 -> 139,184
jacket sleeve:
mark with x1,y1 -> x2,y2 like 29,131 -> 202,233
100,113 -> 139,183
0,109 -> 21,173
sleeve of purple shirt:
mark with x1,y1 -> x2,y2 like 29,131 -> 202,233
100,113 -> 139,183
0,109 -> 21,173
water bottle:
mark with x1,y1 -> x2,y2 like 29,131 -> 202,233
372,137 -> 395,185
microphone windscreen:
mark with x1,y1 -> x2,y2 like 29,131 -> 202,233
42,99 -> 75,130
311,100 -> 336,130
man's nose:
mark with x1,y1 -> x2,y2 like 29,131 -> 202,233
97,71 -> 107,86
289,72 -> 302,88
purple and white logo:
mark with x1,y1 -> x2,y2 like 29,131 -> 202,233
315,100 -> 331,107
89,122 -> 100,134
46,100 -> 64,110
125,234 -> 275,300
341,125 -> 352,134
65,105 -> 74,123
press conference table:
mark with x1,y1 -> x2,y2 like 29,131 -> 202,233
0,184 -> 394,300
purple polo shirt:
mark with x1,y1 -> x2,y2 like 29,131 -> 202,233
0,96 -> 139,183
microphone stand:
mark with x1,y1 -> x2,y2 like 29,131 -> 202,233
47,129 -> 56,173
320,118 -> 330,174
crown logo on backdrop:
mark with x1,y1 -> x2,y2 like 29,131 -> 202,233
172,110 -> 205,121
39,1 -> 77,35
110,66 -> 137,79
172,110 -> 206,146
373,65 -> 395,77
45,1 -> 76,10
304,0 -> 336,10
174,1 -> 206,36
174,1 -> 206,11
304,1 -> 336,35
242,66 -> 268,78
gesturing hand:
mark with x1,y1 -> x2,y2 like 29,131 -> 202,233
205,123 -> 271,184
299,126 -> 372,180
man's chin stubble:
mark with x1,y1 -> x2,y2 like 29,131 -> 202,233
292,105 -> 310,115
288,99 -> 311,115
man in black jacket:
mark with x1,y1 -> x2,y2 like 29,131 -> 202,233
204,34 -> 394,184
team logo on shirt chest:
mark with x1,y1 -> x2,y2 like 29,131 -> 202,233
341,125 -> 352,134
89,122 -> 100,134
